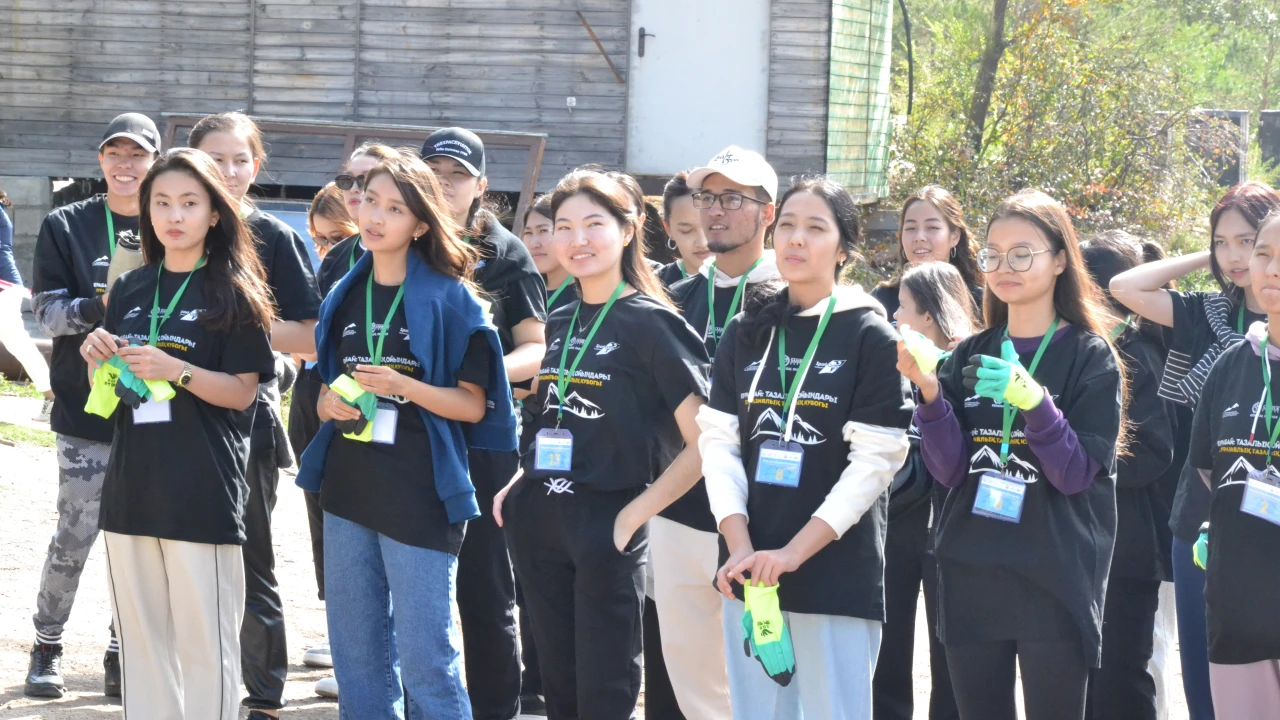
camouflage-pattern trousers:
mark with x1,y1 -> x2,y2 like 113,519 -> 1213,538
32,435 -> 111,644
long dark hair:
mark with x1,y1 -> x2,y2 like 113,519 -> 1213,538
138,148 -> 274,332
985,190 -> 1129,445
362,147 -> 478,284
741,176 -> 860,344
1207,181 -> 1280,305
883,185 -> 980,292
1080,230 -> 1166,346
523,193 -> 553,227
549,169 -> 672,308
900,262 -> 981,341
188,112 -> 266,169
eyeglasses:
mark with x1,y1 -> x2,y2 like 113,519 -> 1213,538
335,173 -> 367,191
690,191 -> 767,211
977,246 -> 1052,273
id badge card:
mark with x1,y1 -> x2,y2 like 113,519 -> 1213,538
755,439 -> 804,488
972,470 -> 1026,523
1241,468 -> 1280,526
132,398 -> 172,425
535,428 -> 573,472
371,402 -> 397,445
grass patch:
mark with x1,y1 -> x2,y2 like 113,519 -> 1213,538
0,421 -> 55,448
0,376 -> 42,400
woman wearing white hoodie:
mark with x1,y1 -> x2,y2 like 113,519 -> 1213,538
698,177 -> 913,719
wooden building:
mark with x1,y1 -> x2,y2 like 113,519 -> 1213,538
0,0 -> 894,197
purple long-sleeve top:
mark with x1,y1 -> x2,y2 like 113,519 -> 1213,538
914,334 -> 1103,496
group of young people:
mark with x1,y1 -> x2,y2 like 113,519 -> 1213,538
10,106 -> 1280,720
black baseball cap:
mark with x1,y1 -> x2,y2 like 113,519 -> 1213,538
99,113 -> 160,154
421,127 -> 485,177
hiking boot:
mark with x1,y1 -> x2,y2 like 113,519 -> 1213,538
103,649 -> 121,697
25,642 -> 65,698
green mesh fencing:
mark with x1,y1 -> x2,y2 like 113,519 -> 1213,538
827,0 -> 894,203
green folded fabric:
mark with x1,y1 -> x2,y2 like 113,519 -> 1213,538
742,582 -> 796,686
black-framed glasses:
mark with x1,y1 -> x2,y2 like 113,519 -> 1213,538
335,173 -> 367,191
690,190 -> 767,211
977,246 -> 1051,273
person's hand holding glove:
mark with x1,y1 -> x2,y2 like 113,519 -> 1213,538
329,373 -> 378,440
900,326 -> 948,375
962,339 -> 1045,411
740,582 -> 795,686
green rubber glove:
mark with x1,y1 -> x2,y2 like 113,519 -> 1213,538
900,327 -> 945,374
962,339 -> 1045,411
1194,523 -> 1209,570
330,373 -> 377,442
742,582 -> 796,686
85,357 -> 125,418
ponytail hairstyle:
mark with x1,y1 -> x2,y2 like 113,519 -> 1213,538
1080,230 -> 1166,346
885,185 -> 981,292
741,176 -> 861,344
138,148 -> 275,332
188,111 -> 266,168
985,189 -> 1129,447
549,168 -> 672,308
900,262 -> 982,341
362,147 -> 478,284
308,182 -> 358,250
1207,181 -> 1280,306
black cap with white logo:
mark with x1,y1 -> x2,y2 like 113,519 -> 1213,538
421,127 -> 486,177
99,113 -> 160,154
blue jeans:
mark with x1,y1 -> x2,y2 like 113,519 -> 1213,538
1172,536 -> 1214,720
324,512 -> 471,720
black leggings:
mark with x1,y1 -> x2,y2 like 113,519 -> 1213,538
947,639 -> 1089,720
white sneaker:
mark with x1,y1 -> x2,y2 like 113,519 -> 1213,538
315,675 -> 338,699
303,644 -> 332,668
34,398 -> 53,423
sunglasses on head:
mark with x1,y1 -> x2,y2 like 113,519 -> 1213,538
335,173 -> 367,191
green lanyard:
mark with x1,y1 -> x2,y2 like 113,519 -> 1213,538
1257,331 -> 1280,467
547,275 -> 575,308
149,258 -> 206,346
1110,314 -> 1132,340
365,271 -> 405,366
776,296 -> 837,440
556,280 -> 626,426
348,237 -> 363,272
1238,306 -> 1246,334
105,206 -> 116,258
999,317 -> 1059,466
705,257 -> 764,351
679,260 -> 689,280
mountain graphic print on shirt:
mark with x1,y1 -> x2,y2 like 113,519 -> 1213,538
521,292 -> 710,492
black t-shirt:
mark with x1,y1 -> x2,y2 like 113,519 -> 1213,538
321,279 -> 489,554
471,219 -> 547,359
708,306 -> 913,619
663,273 -> 779,531
933,325 -> 1120,666
99,265 -> 275,545
545,276 -> 579,315
1189,340 -> 1280,664
317,234 -> 364,298
245,210 -> 322,447
657,260 -> 689,288
521,292 -> 710,491
1111,329 -> 1177,582
1167,290 -> 1263,541
32,196 -> 140,442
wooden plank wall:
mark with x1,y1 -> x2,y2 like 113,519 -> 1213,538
766,0 -> 832,182
0,0 -> 629,192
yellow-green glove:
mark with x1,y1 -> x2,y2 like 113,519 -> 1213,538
901,327 -> 946,374
330,373 -> 377,442
85,358 -> 125,418
144,378 -> 175,402
962,339 -> 1045,411
741,582 -> 796,686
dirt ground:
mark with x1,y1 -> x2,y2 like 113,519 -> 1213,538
0,392 -> 1191,719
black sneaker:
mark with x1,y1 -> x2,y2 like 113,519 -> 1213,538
247,712 -> 279,720
25,642 -> 66,698
519,693 -> 548,717
103,650 -> 121,697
